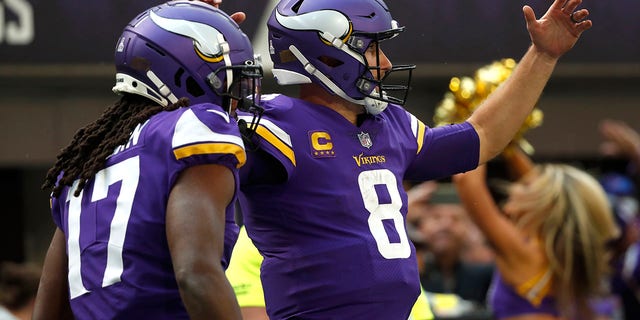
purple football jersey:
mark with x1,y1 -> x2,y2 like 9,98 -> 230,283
238,94 -> 479,319
50,103 -> 244,319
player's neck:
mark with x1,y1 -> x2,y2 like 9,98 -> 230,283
300,84 -> 365,125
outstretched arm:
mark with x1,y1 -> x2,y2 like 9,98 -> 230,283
167,164 -> 242,320
468,0 -> 592,164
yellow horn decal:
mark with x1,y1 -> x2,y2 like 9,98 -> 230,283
195,46 -> 224,63
320,23 -> 353,46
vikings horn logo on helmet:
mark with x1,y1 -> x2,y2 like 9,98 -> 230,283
274,9 -> 364,65
149,11 -> 226,63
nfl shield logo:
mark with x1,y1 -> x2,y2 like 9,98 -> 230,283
357,132 -> 373,149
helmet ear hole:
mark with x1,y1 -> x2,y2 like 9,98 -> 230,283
318,56 -> 343,68
174,68 -> 185,87
278,49 -> 296,64
186,77 -> 205,97
131,57 -> 151,73
291,0 -> 304,13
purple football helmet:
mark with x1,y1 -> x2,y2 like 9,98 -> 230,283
267,0 -> 415,115
113,0 -> 262,119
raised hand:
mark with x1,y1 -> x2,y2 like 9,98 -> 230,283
523,0 -> 593,58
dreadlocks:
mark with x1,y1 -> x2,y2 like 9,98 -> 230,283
42,94 -> 190,198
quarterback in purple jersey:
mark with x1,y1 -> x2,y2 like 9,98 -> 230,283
239,95 -> 478,319
237,0 -> 593,319
34,2 -> 262,319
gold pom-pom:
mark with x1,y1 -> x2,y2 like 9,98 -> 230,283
433,58 -> 543,154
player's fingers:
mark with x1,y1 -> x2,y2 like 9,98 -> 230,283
553,0 -> 569,12
561,0 -> 582,15
570,8 -> 589,22
575,19 -> 593,32
522,5 -> 536,25
230,12 -> 246,24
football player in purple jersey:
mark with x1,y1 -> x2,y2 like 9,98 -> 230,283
33,2 -> 262,319
236,0 -> 593,318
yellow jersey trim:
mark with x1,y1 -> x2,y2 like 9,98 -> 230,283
173,142 -> 246,168
416,119 -> 426,155
255,125 -> 296,166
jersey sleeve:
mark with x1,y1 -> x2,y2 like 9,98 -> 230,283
226,227 -> 265,307
50,192 -> 64,229
405,117 -> 480,181
49,173 -> 71,230
237,113 -> 296,181
170,104 -> 246,172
